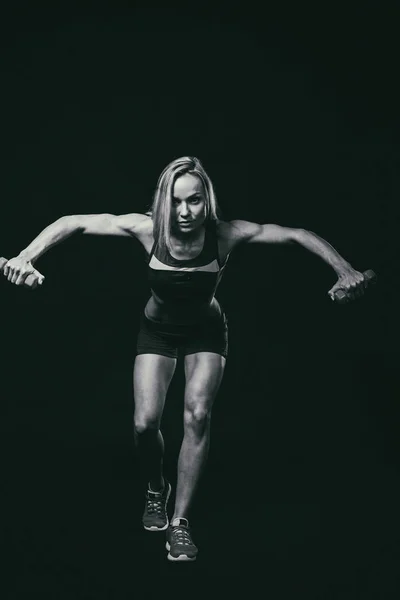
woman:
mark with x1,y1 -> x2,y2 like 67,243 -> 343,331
2,156 -> 365,562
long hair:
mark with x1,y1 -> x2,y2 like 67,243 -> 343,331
147,156 -> 221,252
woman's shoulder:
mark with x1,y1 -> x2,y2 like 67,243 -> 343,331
215,219 -> 251,244
132,213 -> 153,235
123,213 -> 154,253
215,219 -> 250,258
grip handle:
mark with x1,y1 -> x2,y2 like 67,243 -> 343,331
334,269 -> 377,304
0,256 -> 40,288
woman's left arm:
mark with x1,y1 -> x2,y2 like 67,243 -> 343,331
225,220 -> 366,301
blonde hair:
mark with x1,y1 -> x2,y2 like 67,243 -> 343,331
147,156 -> 220,252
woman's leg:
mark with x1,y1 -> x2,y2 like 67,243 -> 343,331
133,353 -> 177,491
172,352 -> 226,520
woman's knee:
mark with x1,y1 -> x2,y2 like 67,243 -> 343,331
184,404 -> 212,437
134,412 -> 161,434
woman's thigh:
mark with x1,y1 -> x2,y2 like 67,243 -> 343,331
133,353 -> 177,428
183,352 -> 226,414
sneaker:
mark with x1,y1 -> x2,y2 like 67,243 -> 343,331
165,517 -> 198,562
142,480 -> 171,531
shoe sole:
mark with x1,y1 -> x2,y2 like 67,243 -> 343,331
165,541 -> 197,562
142,483 -> 171,532
144,522 -> 169,532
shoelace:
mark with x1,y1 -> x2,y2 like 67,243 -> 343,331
147,498 -> 165,515
171,527 -> 193,546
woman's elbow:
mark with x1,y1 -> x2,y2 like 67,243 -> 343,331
59,214 -> 84,233
291,227 -> 308,243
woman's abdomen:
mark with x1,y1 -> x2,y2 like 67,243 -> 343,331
144,294 -> 222,326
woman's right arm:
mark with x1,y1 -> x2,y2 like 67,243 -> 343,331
3,212 -> 150,286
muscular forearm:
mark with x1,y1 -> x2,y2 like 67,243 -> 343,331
18,216 -> 79,263
294,229 -> 352,276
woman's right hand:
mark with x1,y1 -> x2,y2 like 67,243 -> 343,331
2,256 -> 45,287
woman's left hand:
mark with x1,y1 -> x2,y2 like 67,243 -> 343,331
328,268 -> 366,302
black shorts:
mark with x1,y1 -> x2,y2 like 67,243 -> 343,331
136,312 -> 228,359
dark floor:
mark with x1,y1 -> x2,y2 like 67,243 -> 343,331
3,363 -> 400,598
2,295 -> 399,597
3,442 -> 400,598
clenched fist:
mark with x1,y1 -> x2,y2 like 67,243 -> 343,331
328,267 -> 365,302
1,256 -> 45,287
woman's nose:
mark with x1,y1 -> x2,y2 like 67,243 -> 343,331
179,202 -> 189,216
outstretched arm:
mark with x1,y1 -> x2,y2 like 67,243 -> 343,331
3,213 -> 150,286
224,220 -> 365,301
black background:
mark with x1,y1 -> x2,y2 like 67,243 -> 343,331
1,0 -> 399,596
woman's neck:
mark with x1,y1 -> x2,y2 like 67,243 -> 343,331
170,226 -> 205,248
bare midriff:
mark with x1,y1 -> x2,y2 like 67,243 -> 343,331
144,293 -> 222,326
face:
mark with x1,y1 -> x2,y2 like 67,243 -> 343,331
170,173 -> 207,234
